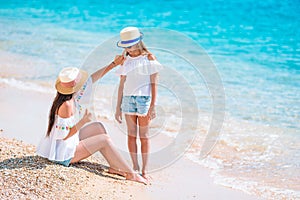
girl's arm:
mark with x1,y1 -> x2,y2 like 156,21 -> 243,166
147,53 -> 159,119
91,55 -> 124,83
115,75 -> 126,123
148,72 -> 158,119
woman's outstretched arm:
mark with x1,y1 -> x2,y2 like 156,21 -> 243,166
91,55 -> 124,83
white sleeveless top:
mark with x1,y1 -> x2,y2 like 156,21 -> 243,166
115,55 -> 163,96
36,77 -> 92,162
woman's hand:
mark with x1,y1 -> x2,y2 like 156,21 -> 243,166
82,109 -> 92,124
115,108 -> 122,123
113,55 -> 125,66
64,109 -> 92,140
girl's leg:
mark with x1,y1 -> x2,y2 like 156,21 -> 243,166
138,115 -> 151,178
124,114 -> 139,171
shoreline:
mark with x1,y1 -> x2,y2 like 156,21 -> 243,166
0,79 -> 259,199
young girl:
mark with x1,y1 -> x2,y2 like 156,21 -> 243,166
36,56 -> 147,184
115,27 -> 163,179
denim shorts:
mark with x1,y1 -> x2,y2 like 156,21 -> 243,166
121,96 -> 151,116
52,158 -> 72,167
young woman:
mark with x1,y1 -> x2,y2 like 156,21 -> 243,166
36,56 -> 147,184
115,27 -> 163,180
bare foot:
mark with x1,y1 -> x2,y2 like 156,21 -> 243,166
133,166 -> 140,173
142,173 -> 152,182
108,168 -> 126,177
126,173 -> 148,185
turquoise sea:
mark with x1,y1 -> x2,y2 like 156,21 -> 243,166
0,0 -> 299,199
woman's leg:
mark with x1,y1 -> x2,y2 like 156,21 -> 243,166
79,122 -> 107,141
138,115 -> 150,178
76,122 -> 125,176
76,122 -> 127,172
71,133 -> 114,164
125,114 -> 139,171
71,127 -> 147,184
71,141 -> 92,163
70,122 -> 108,165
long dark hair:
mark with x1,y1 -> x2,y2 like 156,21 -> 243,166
46,92 -> 73,136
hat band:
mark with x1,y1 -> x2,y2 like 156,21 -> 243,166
60,73 -> 81,88
120,37 -> 141,44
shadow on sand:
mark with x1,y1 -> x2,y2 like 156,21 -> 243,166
0,155 -> 123,180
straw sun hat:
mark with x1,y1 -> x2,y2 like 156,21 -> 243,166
55,67 -> 88,95
117,27 -> 143,48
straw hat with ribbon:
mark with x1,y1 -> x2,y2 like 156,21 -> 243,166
117,27 -> 143,48
55,67 -> 88,95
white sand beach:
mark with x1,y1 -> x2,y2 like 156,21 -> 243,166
0,69 -> 259,199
